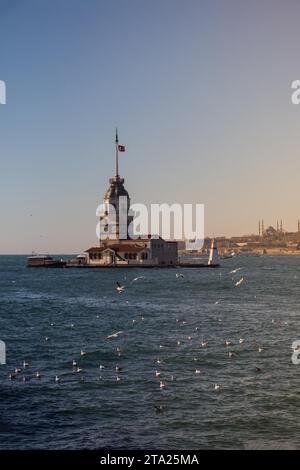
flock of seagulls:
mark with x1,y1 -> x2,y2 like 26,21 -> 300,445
5,266 -> 281,412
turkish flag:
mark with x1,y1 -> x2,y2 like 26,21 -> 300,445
118,145 -> 125,152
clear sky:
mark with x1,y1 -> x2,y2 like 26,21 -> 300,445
1,0 -> 300,254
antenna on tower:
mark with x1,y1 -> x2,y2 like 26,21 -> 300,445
115,127 -> 119,177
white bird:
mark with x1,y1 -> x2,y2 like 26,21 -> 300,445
116,376 -> 121,382
214,383 -> 221,391
36,371 -> 41,379
258,346 -> 263,353
176,273 -> 184,278
22,360 -> 29,368
54,375 -> 60,383
228,351 -> 236,358
235,277 -> 244,287
80,350 -> 87,356
229,267 -> 242,274
159,381 -> 165,390
14,368 -> 22,374
115,366 -> 122,372
225,340 -> 233,347
116,282 -> 125,294
155,370 -> 161,378
215,299 -> 222,305
130,276 -> 146,285
156,358 -> 162,364
99,364 -> 106,369
76,367 -> 82,373
201,341 -> 208,347
195,369 -> 201,374
72,359 -> 77,367
239,338 -> 245,344
107,331 -> 123,339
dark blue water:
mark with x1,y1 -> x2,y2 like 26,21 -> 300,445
0,256 -> 300,449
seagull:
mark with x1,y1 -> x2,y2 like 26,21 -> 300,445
239,338 -> 245,344
54,375 -> 60,383
130,276 -> 146,285
116,376 -> 122,382
195,369 -> 201,374
258,346 -> 263,353
159,381 -> 166,390
228,351 -> 236,358
99,364 -> 107,370
214,299 -> 222,305
107,331 -> 123,339
187,336 -> 193,340
14,368 -> 22,374
22,360 -> 29,368
116,281 -> 125,294
80,350 -> 87,356
229,267 -> 242,275
76,367 -> 83,373
235,277 -> 244,287
156,358 -> 163,364
225,340 -> 233,347
176,273 -> 184,278
36,371 -> 41,379
72,359 -> 77,367
255,367 -> 262,372
155,370 -> 161,378
214,383 -> 221,391
201,341 -> 208,347
44,337 -> 50,342
115,366 -> 122,372
8,373 -> 16,380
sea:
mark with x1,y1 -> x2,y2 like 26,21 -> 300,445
0,255 -> 299,450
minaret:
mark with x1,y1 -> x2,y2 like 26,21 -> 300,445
262,219 -> 264,236
258,220 -> 261,237
276,220 -> 279,232
98,130 -> 133,243
298,220 -> 300,232
280,220 -> 283,233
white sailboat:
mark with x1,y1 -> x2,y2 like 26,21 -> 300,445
208,239 -> 220,267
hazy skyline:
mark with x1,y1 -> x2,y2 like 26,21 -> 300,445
1,0 -> 300,254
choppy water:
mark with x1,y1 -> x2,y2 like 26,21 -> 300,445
0,255 -> 300,449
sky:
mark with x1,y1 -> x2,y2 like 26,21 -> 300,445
1,0 -> 300,254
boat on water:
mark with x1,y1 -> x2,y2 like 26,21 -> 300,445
26,255 -> 66,268
207,239 -> 220,267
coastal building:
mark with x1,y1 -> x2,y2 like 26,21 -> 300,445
83,131 -> 178,267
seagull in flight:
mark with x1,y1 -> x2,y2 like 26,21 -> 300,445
130,276 -> 146,285
116,282 -> 125,294
107,330 -> 123,339
176,273 -> 184,279
229,267 -> 242,274
235,277 -> 244,287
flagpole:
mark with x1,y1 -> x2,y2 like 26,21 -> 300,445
115,128 -> 119,177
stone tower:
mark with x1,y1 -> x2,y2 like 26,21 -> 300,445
99,130 -> 133,242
